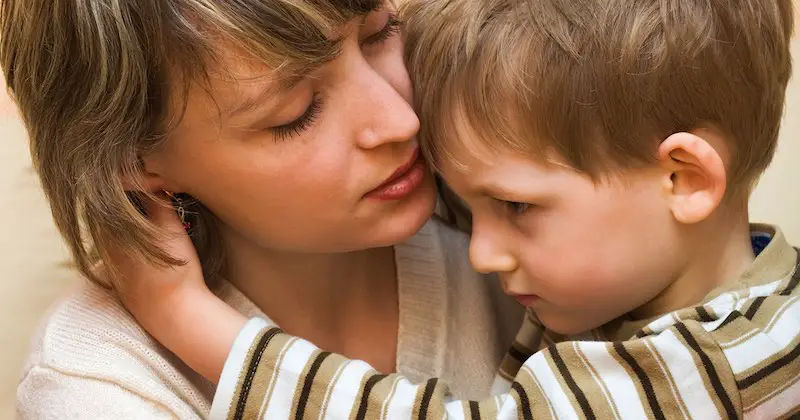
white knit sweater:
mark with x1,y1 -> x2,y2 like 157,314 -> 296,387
16,220 -> 523,419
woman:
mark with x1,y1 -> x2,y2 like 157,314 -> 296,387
2,0 -> 522,418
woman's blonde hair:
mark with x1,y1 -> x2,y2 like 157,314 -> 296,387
1,0 -> 380,286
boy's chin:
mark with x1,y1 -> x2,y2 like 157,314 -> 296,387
537,312 -> 610,336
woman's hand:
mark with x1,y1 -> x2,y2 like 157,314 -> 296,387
108,194 -> 247,383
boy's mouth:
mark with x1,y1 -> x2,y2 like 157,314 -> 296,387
508,293 -> 540,307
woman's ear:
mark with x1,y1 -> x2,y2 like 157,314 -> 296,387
121,155 -> 169,193
658,131 -> 727,224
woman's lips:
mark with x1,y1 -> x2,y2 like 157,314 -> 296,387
365,148 -> 425,201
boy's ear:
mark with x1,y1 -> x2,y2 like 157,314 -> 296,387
658,131 -> 726,224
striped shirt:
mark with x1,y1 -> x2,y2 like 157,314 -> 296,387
210,225 -> 800,419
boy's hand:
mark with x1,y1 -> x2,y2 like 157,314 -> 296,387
108,194 -> 248,383
109,193 -> 208,319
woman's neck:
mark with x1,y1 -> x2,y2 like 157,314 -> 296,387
221,231 -> 399,371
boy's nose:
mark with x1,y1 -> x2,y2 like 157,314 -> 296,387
469,231 -> 517,274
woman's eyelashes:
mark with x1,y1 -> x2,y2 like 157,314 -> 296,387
362,13 -> 401,46
271,93 -> 323,142
267,13 -> 401,141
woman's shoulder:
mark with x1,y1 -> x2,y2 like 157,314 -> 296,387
407,218 -> 519,305
397,218 -> 524,398
18,281 -> 210,419
25,281 -> 159,369
411,218 -> 487,287
407,216 -> 471,258
425,217 -> 523,329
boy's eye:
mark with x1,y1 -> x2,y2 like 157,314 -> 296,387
503,201 -> 532,214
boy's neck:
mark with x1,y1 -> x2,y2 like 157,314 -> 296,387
220,229 -> 400,370
631,210 -> 755,319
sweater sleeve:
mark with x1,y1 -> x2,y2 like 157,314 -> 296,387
210,287 -> 800,420
17,365 -> 184,419
210,317 -> 275,420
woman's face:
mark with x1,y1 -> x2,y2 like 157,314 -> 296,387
143,6 -> 436,254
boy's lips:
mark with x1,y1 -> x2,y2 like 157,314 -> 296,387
508,292 -> 540,307
512,294 -> 540,307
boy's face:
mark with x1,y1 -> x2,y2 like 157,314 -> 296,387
440,134 -> 686,335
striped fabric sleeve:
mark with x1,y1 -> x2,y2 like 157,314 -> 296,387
210,317 -> 275,420
210,279 -> 800,419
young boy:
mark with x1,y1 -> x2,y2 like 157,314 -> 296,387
119,0 -> 798,418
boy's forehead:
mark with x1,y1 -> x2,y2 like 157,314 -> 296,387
438,110 -> 510,171
439,114 -> 569,174
435,110 -> 582,197
436,142 -> 563,193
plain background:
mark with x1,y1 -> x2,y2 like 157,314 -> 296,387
1,9 -> 798,418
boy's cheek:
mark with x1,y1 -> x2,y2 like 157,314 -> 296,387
516,253 -> 630,303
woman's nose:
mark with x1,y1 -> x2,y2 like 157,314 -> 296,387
351,67 -> 419,150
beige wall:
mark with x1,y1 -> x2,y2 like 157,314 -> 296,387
1,9 -> 799,418
0,74 -> 78,419
751,34 -> 800,241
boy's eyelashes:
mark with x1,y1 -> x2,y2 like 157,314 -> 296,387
498,199 -> 533,215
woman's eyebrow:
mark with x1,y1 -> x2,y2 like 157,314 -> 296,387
224,73 -> 306,119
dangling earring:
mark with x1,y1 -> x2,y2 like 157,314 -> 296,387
164,191 -> 191,231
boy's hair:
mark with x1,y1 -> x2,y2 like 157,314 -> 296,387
0,0 -> 381,286
403,0 -> 794,195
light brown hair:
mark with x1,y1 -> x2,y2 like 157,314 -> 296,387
402,0 -> 795,194
1,0 -> 381,286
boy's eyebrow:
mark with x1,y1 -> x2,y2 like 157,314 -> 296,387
479,180 -> 537,200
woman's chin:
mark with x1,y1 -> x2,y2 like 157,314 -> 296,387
364,172 -> 438,246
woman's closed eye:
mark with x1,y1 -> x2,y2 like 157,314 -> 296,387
271,93 -> 324,142
362,13 -> 401,46
264,8 -> 401,142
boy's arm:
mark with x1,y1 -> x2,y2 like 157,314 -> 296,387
113,196 -> 796,419
211,304 -> 800,420
132,286 -> 249,383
